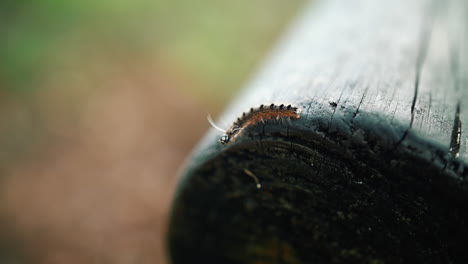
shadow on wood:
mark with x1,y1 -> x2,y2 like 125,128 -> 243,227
168,0 -> 468,263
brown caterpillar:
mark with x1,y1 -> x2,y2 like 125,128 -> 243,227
208,104 -> 301,145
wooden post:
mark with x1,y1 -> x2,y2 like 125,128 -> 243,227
168,0 -> 468,263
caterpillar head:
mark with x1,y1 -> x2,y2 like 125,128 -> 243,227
219,134 -> 230,144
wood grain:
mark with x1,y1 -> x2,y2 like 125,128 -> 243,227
168,0 -> 468,263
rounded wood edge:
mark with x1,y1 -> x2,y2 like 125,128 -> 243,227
168,116 -> 468,263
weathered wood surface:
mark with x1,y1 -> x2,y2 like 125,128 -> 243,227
168,0 -> 468,263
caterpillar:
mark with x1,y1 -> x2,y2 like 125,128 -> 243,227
208,104 -> 301,145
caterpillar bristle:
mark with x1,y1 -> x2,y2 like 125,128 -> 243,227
221,104 -> 300,145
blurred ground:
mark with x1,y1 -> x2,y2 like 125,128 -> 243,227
0,1 -> 303,263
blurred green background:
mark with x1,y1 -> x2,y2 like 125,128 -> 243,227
0,1 -> 303,263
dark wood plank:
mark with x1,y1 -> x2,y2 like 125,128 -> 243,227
168,0 -> 468,263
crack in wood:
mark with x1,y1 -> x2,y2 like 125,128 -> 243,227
323,87 -> 346,144
353,86 -> 368,120
420,92 -> 432,131
446,33 -> 463,167
349,86 -> 369,137
328,90 -> 344,127
394,12 -> 433,148
448,101 -> 462,163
